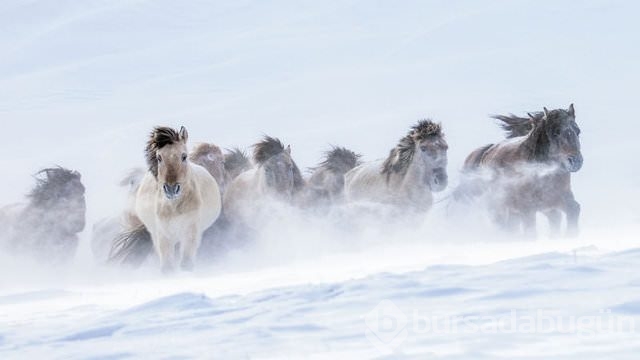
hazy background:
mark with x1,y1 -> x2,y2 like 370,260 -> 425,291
0,0 -> 638,265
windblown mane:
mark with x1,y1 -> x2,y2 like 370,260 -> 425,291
189,143 -> 222,162
525,108 -> 575,161
28,167 -> 83,207
382,119 -> 442,178
224,147 -> 251,175
493,113 -> 542,138
252,136 -> 305,191
145,127 -> 181,178
252,136 -> 286,164
311,146 -> 362,174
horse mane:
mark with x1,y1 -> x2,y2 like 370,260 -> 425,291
492,112 -> 543,138
224,147 -> 251,174
382,119 -> 442,178
311,146 -> 362,174
252,136 -> 286,164
525,108 -> 576,161
252,136 -> 305,192
190,143 -> 223,162
28,167 -> 83,207
145,126 -> 183,179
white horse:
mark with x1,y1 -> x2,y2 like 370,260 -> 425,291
223,136 -> 304,225
110,126 -> 221,272
344,120 -> 448,212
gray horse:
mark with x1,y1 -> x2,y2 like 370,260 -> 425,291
345,120 -> 448,212
0,167 -> 86,263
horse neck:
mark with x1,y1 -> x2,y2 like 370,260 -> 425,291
401,150 -> 427,186
255,165 -> 271,195
522,124 -> 550,162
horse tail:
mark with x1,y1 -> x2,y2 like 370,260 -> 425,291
108,224 -> 153,267
492,114 -> 535,138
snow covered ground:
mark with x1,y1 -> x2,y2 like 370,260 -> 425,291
1,0 -> 639,358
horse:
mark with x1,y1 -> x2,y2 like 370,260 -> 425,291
344,119 -> 448,212
0,167 -> 86,264
304,146 -> 361,205
456,104 -> 582,237
222,136 -> 304,224
91,168 -> 145,262
189,143 -> 227,194
98,143 -> 224,264
224,147 -> 253,184
109,126 -> 222,272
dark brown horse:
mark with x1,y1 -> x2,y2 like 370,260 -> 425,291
457,104 -> 582,237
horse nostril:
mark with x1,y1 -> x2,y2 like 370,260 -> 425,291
175,184 -> 181,195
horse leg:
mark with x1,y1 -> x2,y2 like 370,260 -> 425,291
156,236 -> 177,274
521,211 -> 537,239
564,194 -> 581,237
180,228 -> 200,271
500,208 -> 520,233
544,209 -> 562,238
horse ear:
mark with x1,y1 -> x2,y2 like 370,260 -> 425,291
527,112 -> 536,120
285,145 -> 291,155
568,103 -> 575,117
179,126 -> 188,143
543,107 -> 550,118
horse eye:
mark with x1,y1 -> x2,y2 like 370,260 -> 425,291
182,153 -> 187,162
157,155 -> 163,163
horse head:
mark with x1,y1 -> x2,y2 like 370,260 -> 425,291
535,104 -> 583,172
146,126 -> 190,200
254,136 -> 303,200
190,143 -> 226,191
410,120 -> 449,192
28,167 -> 86,235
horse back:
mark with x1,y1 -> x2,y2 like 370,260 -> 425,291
344,161 -> 387,201
222,168 -> 257,221
463,144 -> 493,171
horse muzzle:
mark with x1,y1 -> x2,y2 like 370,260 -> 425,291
565,154 -> 583,172
430,168 -> 448,192
163,183 -> 182,200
